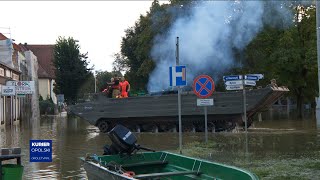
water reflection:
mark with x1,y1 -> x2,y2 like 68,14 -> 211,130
0,111 -> 319,179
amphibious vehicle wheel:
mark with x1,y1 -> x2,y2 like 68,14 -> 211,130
97,120 -> 110,133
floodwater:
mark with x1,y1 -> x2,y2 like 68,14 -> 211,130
0,109 -> 319,179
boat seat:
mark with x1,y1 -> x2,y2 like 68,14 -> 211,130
122,161 -> 169,168
133,170 -> 200,179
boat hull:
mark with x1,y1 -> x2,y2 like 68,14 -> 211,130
81,151 -> 259,180
83,161 -> 133,180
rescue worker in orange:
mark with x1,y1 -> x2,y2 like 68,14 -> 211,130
120,77 -> 130,98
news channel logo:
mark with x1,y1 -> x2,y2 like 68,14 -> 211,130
29,140 -> 52,162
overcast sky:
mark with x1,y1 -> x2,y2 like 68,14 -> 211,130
0,1 -> 155,72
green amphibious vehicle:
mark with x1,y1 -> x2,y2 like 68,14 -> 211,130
80,125 -> 259,180
70,86 -> 288,133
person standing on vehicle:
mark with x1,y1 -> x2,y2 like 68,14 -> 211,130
120,77 -> 130,98
112,77 -> 121,98
104,77 -> 114,98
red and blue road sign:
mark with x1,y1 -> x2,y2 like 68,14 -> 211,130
193,75 -> 215,98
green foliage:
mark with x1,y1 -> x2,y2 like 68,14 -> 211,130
245,5 -> 317,116
77,72 -> 95,98
112,53 -> 129,73
53,36 -> 92,104
39,99 -> 55,115
46,95 -> 53,103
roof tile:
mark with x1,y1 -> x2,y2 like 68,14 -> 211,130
25,44 -> 55,79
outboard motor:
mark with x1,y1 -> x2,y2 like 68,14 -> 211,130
103,124 -> 154,155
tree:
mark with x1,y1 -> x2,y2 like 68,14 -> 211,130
274,5 -> 317,117
77,72 -> 95,98
112,53 -> 129,73
53,37 -> 92,104
245,5 -> 317,117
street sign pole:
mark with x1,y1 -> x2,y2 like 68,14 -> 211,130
194,76 -> 215,143
242,76 -> 247,133
176,37 -> 182,154
204,106 -> 208,143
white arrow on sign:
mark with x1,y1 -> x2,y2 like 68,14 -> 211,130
244,80 -> 256,86
226,85 -> 243,90
225,80 -> 243,86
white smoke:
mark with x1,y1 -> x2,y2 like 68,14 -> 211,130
147,1 -> 295,92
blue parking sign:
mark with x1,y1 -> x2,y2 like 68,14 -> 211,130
169,66 -> 187,87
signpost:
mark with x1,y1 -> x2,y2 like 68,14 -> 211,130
1,86 -> 15,96
244,80 -> 256,86
226,85 -> 243,90
224,75 -> 244,90
15,81 -> 35,95
244,75 -> 259,81
224,74 -> 263,133
57,94 -> 65,113
193,75 -> 215,143
169,66 -> 187,87
223,75 -> 242,81
197,99 -> 214,106
246,74 -> 264,80
170,37 -> 187,154
57,94 -> 64,104
225,80 -> 243,86
6,81 -> 35,95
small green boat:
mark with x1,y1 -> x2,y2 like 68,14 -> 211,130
81,151 -> 258,180
80,125 -> 258,180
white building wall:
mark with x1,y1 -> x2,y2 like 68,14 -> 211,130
24,50 -> 40,120
38,78 -> 57,104
39,79 -> 49,100
51,79 -> 57,104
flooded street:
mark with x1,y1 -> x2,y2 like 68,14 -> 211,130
1,110 -> 320,179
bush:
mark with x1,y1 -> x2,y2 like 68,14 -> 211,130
39,99 -> 55,115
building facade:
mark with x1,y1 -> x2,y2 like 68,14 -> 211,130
25,45 -> 57,104
0,33 -> 22,126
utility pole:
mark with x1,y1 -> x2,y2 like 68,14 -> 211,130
243,76 -> 247,133
176,37 -> 182,154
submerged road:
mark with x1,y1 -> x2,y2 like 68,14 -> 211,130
0,110 -> 319,179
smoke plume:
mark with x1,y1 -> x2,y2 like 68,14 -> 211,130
147,1 -> 299,92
